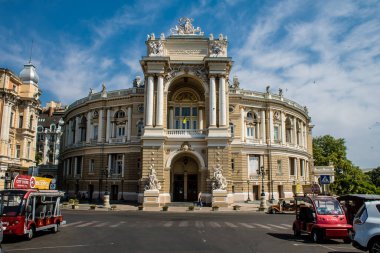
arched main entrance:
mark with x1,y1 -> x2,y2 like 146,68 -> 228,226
170,156 -> 200,202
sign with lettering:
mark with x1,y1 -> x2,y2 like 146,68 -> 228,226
13,175 -> 54,190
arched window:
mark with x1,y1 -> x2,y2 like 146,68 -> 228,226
79,117 -> 87,142
285,117 -> 292,143
172,90 -> 199,130
246,111 -> 259,139
115,110 -> 125,118
50,124 -> 56,131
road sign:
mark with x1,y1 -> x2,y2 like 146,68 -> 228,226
320,175 -> 331,184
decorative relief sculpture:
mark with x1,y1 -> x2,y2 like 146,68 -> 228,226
145,164 -> 161,191
212,164 -> 227,190
148,40 -> 164,56
170,17 -> 203,35
178,142 -> 193,152
164,64 -> 208,84
209,40 -> 226,57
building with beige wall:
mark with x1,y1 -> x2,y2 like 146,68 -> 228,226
60,18 -> 313,204
0,63 -> 41,189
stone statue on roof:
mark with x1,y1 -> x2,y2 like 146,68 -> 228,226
171,17 -> 203,35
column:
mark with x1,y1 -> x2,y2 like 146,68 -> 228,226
23,105 -> 30,129
156,75 -> 164,127
127,107 -> 132,142
146,76 -> 154,126
304,124 -> 308,149
240,107 -> 245,142
219,76 -> 227,127
281,112 -> 286,145
292,117 -> 297,145
169,108 -> 174,129
121,154 -> 125,178
98,109 -> 103,142
75,116 -> 80,143
209,76 -> 216,127
86,112 -> 91,143
106,109 -> 111,142
261,110 -> 266,142
269,110 -> 274,143
68,120 -> 73,145
199,109 -> 203,129
108,154 -> 112,171
74,157 -> 78,176
0,102 -> 10,141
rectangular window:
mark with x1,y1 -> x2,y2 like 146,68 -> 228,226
289,157 -> 296,176
117,126 -> 125,137
274,126 -> 279,141
16,145 -> 20,158
231,159 -> 235,172
181,107 -> 190,116
248,155 -> 259,178
89,159 -> 95,174
27,142 -> 31,159
300,159 -> 305,177
175,120 -> 180,129
175,107 -> 180,116
19,116 -> 23,128
192,120 -> 197,129
76,156 -> 82,175
117,161 -> 123,174
10,112 -> 14,128
93,125 -> 98,139
277,160 -> 282,175
192,107 -> 198,116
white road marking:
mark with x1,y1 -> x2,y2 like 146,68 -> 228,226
179,221 -> 188,227
267,224 -> 288,229
77,221 -> 98,227
63,221 -> 84,227
163,221 -> 173,227
110,221 -> 125,228
281,224 -> 292,228
94,222 -> 110,227
5,243 -> 115,252
239,223 -> 255,228
225,222 -> 238,228
209,222 -> 221,228
252,223 -> 273,229
195,221 -> 204,227
293,243 -> 337,251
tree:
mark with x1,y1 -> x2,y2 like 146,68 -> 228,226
35,152 -> 43,165
313,135 -> 380,195
366,167 -> 380,188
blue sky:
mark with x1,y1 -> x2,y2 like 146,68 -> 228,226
1,0 -> 379,169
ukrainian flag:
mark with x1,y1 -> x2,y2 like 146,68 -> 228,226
182,117 -> 187,124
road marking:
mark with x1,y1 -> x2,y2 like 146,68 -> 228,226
239,223 -> 255,228
252,223 -> 273,229
94,222 -> 110,227
293,243 -> 337,251
209,222 -> 221,228
110,221 -> 125,228
179,221 -> 188,227
5,243 -> 115,252
63,221 -> 84,227
195,221 -> 204,227
163,221 -> 173,227
267,224 -> 288,229
281,224 -> 292,228
77,221 -> 98,227
225,222 -> 238,228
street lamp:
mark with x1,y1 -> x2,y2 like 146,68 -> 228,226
102,167 -> 110,208
257,166 -> 267,211
246,180 -> 251,202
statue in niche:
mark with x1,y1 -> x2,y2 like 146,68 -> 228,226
212,164 -> 227,191
145,164 -> 161,191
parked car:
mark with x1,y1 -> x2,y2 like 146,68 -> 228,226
268,198 -> 296,214
338,194 -> 380,225
292,195 -> 352,243
351,201 -> 380,253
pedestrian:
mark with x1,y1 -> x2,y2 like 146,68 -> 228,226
198,192 -> 203,207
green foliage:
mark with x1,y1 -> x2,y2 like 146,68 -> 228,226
366,167 -> 380,188
35,153 -> 43,165
313,135 -> 380,195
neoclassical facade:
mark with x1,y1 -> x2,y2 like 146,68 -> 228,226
0,63 -> 41,189
60,18 -> 313,204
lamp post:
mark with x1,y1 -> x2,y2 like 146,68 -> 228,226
102,167 -> 110,208
246,180 -> 251,202
257,166 -> 267,211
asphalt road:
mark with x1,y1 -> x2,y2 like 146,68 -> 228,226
2,210 -> 361,253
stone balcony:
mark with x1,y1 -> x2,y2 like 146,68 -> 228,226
166,129 -> 206,138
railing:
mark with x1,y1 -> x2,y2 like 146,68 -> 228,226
109,137 -> 126,143
166,129 -> 206,138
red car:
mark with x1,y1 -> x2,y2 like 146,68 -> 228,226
292,195 -> 352,243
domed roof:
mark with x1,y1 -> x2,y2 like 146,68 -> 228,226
19,62 -> 39,85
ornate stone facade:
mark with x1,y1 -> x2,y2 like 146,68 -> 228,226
60,18 -> 313,205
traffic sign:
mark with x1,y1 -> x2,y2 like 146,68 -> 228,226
320,175 -> 331,184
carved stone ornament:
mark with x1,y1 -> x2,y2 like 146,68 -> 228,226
273,111 -> 280,121
145,164 -> 161,191
209,40 -> 227,57
148,40 -> 164,56
232,76 -> 239,89
133,76 -> 144,87
212,164 -> 227,190
179,142 -> 193,152
164,64 -> 208,84
170,17 -> 203,35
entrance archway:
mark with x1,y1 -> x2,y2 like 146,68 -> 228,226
170,156 -> 200,202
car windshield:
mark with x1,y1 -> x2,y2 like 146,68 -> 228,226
314,198 -> 343,215
0,191 -> 26,217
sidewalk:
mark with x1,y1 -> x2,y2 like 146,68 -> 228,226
62,202 -> 263,213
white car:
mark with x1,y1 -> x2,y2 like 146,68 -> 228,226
352,200 -> 380,253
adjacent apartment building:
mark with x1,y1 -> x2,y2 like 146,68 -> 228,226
0,62 -> 41,189
60,18 -> 313,204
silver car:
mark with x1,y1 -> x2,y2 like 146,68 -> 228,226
352,200 -> 380,253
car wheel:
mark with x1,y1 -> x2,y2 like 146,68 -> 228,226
343,238 -> 351,244
26,226 -> 35,240
293,226 -> 301,237
311,230 -> 321,243
51,222 -> 59,233
370,239 -> 380,253
270,208 -> 275,214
